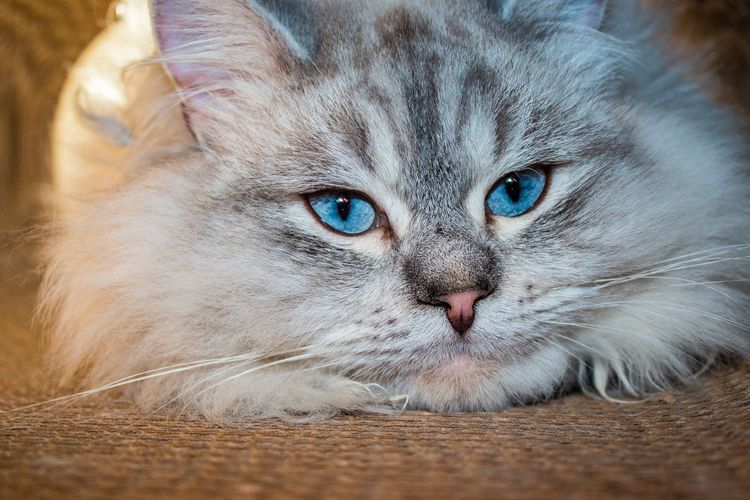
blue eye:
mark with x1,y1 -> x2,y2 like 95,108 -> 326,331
486,169 -> 547,218
308,192 -> 377,235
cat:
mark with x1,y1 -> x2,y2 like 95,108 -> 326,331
42,0 -> 750,420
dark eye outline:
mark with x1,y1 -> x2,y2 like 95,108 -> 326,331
484,164 -> 553,220
303,190 -> 389,237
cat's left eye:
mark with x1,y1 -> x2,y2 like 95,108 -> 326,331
307,191 -> 378,236
486,168 -> 547,218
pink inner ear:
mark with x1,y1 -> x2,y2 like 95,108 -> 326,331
151,0 -> 289,140
152,0 -> 281,100
154,4 -> 216,93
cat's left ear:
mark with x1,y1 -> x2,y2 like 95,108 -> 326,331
499,0 -> 609,30
151,0 -> 317,141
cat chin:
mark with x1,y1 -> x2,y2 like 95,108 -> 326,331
389,345 -> 572,412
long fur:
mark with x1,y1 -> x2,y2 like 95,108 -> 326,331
41,0 -> 750,420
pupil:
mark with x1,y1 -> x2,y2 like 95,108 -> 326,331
504,173 -> 521,203
336,195 -> 351,221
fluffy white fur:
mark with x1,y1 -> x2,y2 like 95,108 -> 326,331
42,0 -> 750,420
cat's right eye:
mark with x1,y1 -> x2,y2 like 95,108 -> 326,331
307,191 -> 378,236
486,168 -> 547,218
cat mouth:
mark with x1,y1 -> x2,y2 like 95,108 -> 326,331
423,334 -> 547,363
397,336 -> 550,379
398,338 -> 554,397
425,354 -> 494,380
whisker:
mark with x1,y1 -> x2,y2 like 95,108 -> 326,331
541,319 -> 634,341
6,348 -> 312,416
573,302 -> 706,366
586,300 -> 750,333
175,357 -> 340,419
142,347 -> 318,419
184,352 -> 325,406
6,355 -> 251,414
632,244 -> 750,267
593,256 -> 750,290
546,336 -> 591,370
563,244 -> 750,290
619,276 -> 746,300
541,328 -> 621,365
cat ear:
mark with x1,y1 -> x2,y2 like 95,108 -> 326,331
151,0 -> 316,137
499,0 -> 609,30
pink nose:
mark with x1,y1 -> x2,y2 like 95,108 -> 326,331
436,289 -> 489,336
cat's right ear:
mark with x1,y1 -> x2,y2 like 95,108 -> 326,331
151,0 -> 315,141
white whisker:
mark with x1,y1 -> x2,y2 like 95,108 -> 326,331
184,352 -> 324,405
142,347 -> 318,419
587,300 -> 750,333
7,348 -> 313,416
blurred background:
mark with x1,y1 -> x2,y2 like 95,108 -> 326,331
1,0 -> 106,228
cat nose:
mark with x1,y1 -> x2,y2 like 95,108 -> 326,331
434,288 -> 490,336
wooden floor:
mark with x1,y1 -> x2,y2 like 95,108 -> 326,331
2,0 -> 750,498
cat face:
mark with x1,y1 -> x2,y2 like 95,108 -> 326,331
45,0 -> 750,417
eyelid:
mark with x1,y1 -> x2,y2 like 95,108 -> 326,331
303,188 -> 382,212
485,162 -> 555,197
303,189 -> 389,237
484,164 -> 553,219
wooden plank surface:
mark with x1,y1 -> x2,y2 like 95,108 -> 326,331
1,1 -> 750,498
